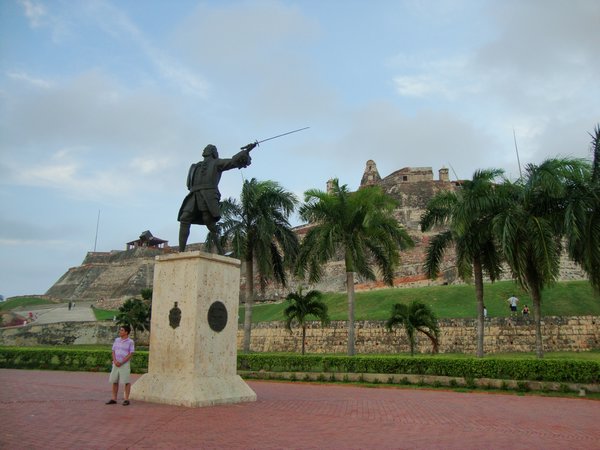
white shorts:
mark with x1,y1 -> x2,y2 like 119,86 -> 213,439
109,362 -> 131,384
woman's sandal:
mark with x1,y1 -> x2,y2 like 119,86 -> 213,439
123,400 -> 130,406
105,399 -> 117,404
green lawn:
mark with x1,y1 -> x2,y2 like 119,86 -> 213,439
92,308 -> 118,321
241,280 -> 600,323
5,280 -> 598,326
0,297 -> 56,312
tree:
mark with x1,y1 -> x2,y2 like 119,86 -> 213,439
420,169 -> 505,357
385,300 -> 440,355
564,125 -> 600,293
494,158 -> 592,358
210,178 -> 299,353
283,287 -> 330,355
296,179 -> 414,356
116,297 -> 151,342
140,288 -> 153,301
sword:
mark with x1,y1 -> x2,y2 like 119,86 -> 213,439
241,127 -> 310,150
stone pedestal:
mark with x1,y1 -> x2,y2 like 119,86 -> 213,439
130,251 -> 256,407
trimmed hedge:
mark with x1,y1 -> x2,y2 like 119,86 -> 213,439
0,347 -> 148,373
0,348 -> 598,384
237,354 -> 600,384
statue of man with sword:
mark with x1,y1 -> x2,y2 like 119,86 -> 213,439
177,127 -> 309,252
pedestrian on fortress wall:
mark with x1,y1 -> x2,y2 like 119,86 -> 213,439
106,325 -> 134,406
507,295 -> 519,317
522,305 -> 530,316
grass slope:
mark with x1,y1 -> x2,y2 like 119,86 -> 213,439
243,280 -> 600,323
5,281 -> 598,325
0,297 -> 55,312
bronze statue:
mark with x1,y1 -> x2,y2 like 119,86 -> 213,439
177,143 -> 256,251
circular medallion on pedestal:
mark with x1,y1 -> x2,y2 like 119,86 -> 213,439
207,301 -> 227,332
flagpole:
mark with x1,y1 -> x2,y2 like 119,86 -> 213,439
94,209 -> 101,252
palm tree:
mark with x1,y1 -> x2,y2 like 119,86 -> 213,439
209,178 -> 299,353
116,297 -> 151,342
283,287 -> 330,355
564,125 -> 600,293
385,300 -> 440,355
420,169 -> 505,357
494,158 -> 592,358
296,179 -> 414,356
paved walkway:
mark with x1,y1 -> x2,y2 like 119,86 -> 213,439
17,302 -> 96,324
1,369 -> 599,449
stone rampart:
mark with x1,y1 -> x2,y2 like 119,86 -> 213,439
0,321 -> 149,347
2,316 -> 598,354
45,248 -> 164,302
238,316 -> 600,355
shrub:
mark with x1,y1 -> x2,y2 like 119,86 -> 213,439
237,354 -> 599,384
2,348 -> 597,390
464,376 -> 477,389
0,347 -> 147,373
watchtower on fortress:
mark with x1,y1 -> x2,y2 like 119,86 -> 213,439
126,230 -> 168,250
360,160 -> 382,187
359,161 -> 458,230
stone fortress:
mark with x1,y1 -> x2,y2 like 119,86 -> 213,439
16,161 -> 596,355
45,160 -> 586,305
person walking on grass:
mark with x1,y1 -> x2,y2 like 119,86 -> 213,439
106,325 -> 134,406
507,294 -> 519,317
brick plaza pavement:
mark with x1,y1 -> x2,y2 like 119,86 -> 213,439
1,369 -> 599,449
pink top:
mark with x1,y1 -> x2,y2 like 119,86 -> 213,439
112,337 -> 134,364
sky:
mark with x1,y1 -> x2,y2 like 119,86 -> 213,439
1,0 -> 599,298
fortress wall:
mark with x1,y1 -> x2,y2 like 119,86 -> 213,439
2,317 -> 598,355
45,248 -> 164,302
240,316 -> 600,355
43,164 -> 587,304
0,321 -> 149,346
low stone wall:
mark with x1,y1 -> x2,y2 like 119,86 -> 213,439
0,322 -> 150,347
239,316 -> 600,354
2,317 -> 598,355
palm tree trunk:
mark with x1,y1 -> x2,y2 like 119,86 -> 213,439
301,325 -> 306,355
243,256 -> 254,353
417,327 -> 439,354
530,284 -> 544,358
473,257 -> 485,358
346,271 -> 356,356
407,327 -> 415,356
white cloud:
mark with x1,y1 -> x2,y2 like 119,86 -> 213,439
129,156 -> 171,175
6,71 -> 53,89
17,0 -> 69,42
0,238 -> 66,246
5,147 -> 135,201
84,0 -> 209,97
175,0 -> 319,69
18,0 -> 46,28
390,54 -> 483,102
394,75 -> 448,98
1,70 -> 195,155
